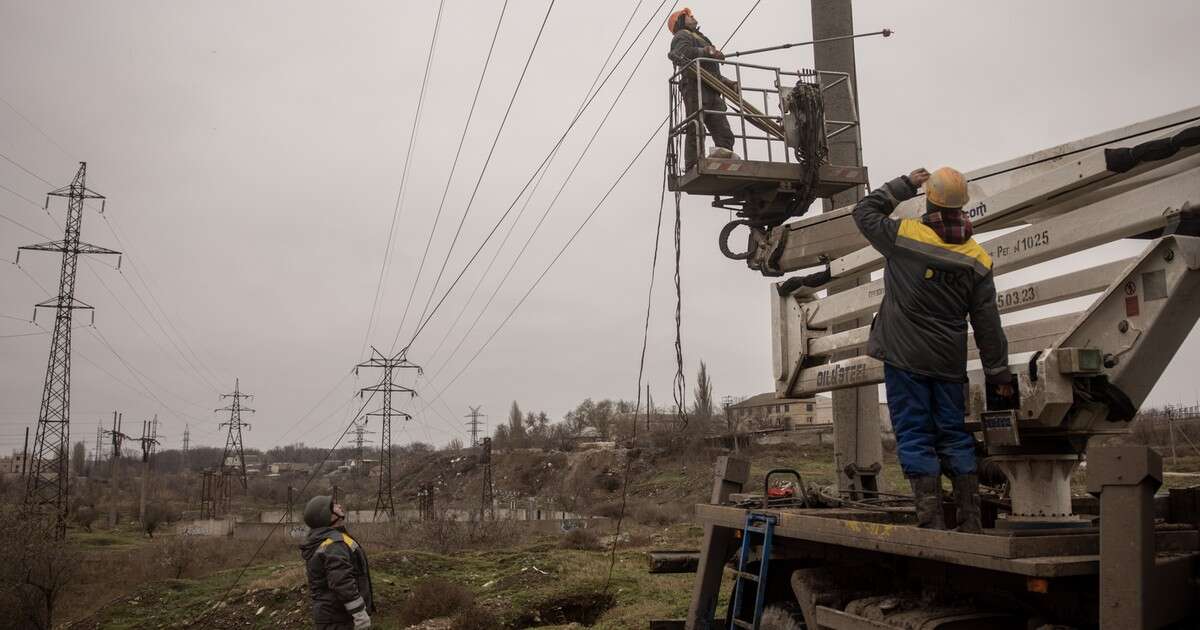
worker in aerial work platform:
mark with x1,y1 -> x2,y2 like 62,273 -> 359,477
667,7 -> 740,169
300,495 -> 375,629
851,167 -> 1013,533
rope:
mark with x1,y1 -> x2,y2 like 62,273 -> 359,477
604,162 -> 669,594
672,191 -> 688,429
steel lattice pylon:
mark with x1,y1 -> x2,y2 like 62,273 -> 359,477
356,347 -> 419,521
217,379 -> 254,490
19,163 -> 120,538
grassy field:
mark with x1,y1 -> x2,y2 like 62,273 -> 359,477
69,524 -> 719,629
53,443 -> 1200,629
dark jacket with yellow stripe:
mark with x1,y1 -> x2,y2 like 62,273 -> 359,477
299,526 -> 375,624
852,176 -> 1010,384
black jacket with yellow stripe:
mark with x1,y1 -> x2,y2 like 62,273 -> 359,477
299,526 -> 375,624
852,176 -> 1011,384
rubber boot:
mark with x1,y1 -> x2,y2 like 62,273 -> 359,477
951,474 -> 983,533
908,475 -> 945,529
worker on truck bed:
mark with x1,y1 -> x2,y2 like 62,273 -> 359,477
667,7 -> 739,170
851,167 -> 1014,533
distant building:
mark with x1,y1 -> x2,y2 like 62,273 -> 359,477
727,393 -> 831,431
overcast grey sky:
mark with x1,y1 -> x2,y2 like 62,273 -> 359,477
2,1 -> 1199,453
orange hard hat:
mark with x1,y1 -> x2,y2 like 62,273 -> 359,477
667,8 -> 693,34
926,167 -> 970,209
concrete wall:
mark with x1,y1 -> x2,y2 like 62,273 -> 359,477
178,519 -> 234,536
182,515 -> 609,541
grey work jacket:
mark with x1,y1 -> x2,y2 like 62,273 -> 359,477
852,176 -> 1011,384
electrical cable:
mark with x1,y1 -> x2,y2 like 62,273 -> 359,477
399,0 -> 559,352
398,0 -> 676,354
0,209 -> 51,240
97,214 -> 226,393
80,259 -> 221,402
605,161 -> 668,594
359,0 -> 449,359
388,0 -> 511,352
0,149 -> 54,187
419,116 -> 667,410
416,0 -> 647,365
3,97 -> 227,395
423,0 -> 676,381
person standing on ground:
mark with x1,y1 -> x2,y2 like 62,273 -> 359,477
667,7 -> 739,169
300,496 -> 375,629
851,167 -> 1013,533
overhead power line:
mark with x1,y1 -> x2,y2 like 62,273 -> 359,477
418,0 -> 650,364
399,0 -> 559,352
400,0 -> 675,352
424,0 -> 676,382
359,0 -> 449,359
389,0 -> 512,351
423,116 -> 667,409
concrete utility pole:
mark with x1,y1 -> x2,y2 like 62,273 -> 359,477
18,162 -> 121,538
811,0 -> 882,496
21,427 -> 29,477
465,406 -> 484,447
103,411 -> 129,526
217,379 -> 254,489
356,346 -> 420,521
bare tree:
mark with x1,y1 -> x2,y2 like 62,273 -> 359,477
71,441 -> 86,476
0,518 -> 78,630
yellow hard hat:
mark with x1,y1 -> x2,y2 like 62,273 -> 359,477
925,167 -> 969,209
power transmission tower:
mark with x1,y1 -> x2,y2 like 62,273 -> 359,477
137,417 -> 161,524
17,162 -> 120,538
200,469 -> 217,519
356,347 -> 419,522
480,437 -> 494,521
102,411 -> 130,528
217,379 -> 254,490
418,484 -> 434,521
465,406 -> 485,447
93,421 -> 103,476
351,420 -> 374,476
182,424 -> 190,471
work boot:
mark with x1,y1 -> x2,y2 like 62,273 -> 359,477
951,474 -> 983,533
908,475 -> 945,529
707,147 -> 741,160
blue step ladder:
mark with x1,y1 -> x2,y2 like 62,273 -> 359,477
727,512 -> 777,629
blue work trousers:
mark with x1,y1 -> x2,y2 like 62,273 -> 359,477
884,364 -> 976,478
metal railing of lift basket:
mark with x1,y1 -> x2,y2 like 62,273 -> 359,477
666,57 -> 861,179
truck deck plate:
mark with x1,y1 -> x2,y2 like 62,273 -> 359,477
695,504 -> 1198,578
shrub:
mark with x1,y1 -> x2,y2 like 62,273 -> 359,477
159,535 -> 198,578
634,503 -> 679,527
588,500 -> 624,519
451,604 -> 500,630
72,505 -> 98,532
396,578 -> 474,626
559,527 -> 601,551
